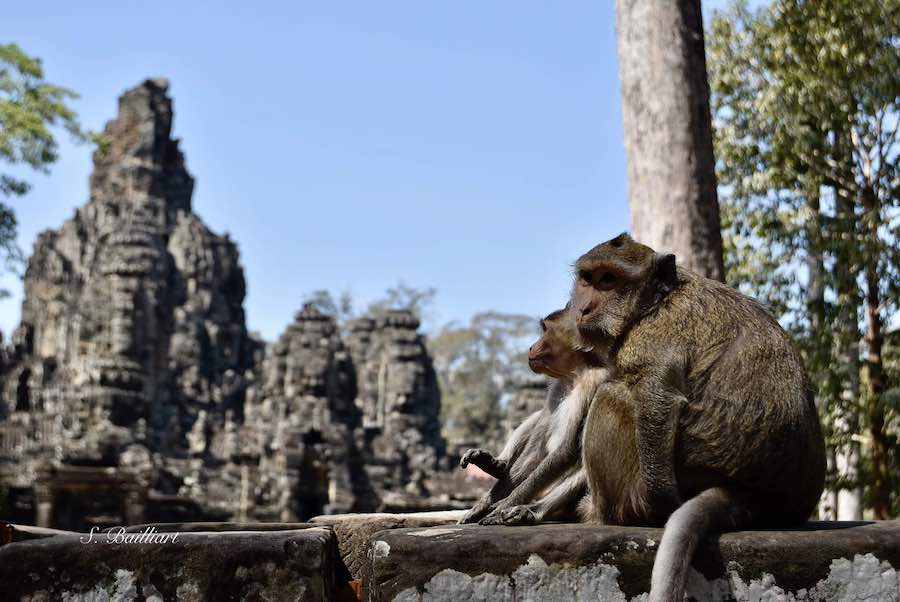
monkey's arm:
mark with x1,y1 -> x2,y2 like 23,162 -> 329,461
458,440 -> 548,524
459,410 -> 542,478
534,468 -> 588,521
479,371 -> 603,524
633,374 -> 686,523
482,468 -> 588,526
459,449 -> 508,479
458,412 -> 547,524
478,445 -> 578,524
479,405 -> 590,523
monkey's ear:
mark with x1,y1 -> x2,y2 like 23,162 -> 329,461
656,253 -> 677,293
610,232 -> 631,247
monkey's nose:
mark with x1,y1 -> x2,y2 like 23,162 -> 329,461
579,305 -> 591,316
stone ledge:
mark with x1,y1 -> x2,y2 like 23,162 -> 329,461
311,510 -> 464,589
0,521 -> 77,544
365,521 -> 900,601
0,525 -> 336,601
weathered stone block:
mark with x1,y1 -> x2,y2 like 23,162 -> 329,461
0,525 -> 336,601
366,521 -> 900,601
312,511 -> 464,592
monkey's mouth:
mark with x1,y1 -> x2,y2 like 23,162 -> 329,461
528,357 -> 546,372
575,315 -> 608,336
528,358 -> 564,378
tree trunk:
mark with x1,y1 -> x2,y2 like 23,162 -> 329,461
806,184 -> 825,340
806,183 -> 835,521
616,0 -> 725,281
833,177 -> 863,521
861,184 -> 892,519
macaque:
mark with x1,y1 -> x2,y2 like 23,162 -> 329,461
458,308 -> 605,525
572,233 -> 826,602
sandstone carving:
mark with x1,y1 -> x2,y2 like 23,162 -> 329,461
0,80 -> 457,529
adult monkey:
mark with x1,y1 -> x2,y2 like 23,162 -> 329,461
572,233 -> 825,602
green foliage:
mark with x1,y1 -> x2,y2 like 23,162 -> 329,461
428,311 -> 537,449
303,283 -> 436,327
366,282 -> 437,325
303,289 -> 356,325
0,43 -> 93,285
708,0 -> 900,516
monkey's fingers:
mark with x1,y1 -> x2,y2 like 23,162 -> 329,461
459,448 -> 482,468
477,505 -> 510,526
499,506 -> 538,526
477,514 -> 503,526
459,499 -> 496,524
457,512 -> 477,525
459,507 -> 489,524
460,448 -> 496,471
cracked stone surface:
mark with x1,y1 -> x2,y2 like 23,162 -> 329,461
0,525 -> 335,601
311,510 -> 464,586
365,521 -> 900,601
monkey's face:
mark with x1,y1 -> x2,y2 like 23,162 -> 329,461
572,233 -> 676,341
528,315 -> 583,379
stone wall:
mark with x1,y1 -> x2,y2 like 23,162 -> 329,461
2,517 -> 898,601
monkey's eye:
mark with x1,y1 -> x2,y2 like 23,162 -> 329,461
595,272 -> 616,290
578,270 -> 593,284
539,320 -> 547,332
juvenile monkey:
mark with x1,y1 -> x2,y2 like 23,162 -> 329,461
458,308 -> 604,525
572,233 -> 826,602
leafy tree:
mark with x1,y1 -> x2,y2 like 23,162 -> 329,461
0,43 -> 92,285
429,311 -> 536,450
302,283 -> 436,327
302,289 -> 355,325
367,282 -> 437,326
708,0 -> 899,518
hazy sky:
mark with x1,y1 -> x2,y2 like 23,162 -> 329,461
2,1 -> 731,340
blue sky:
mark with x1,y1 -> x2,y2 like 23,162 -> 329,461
2,1 -> 731,340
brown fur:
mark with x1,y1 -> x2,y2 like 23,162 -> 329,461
572,233 -> 826,601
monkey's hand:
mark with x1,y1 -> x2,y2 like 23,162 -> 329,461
460,448 -> 509,479
479,505 -> 537,526
458,499 -> 496,524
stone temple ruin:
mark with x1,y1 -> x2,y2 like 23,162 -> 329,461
0,79 -> 460,531
0,81 -> 897,602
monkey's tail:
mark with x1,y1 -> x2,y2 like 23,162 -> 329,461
648,486 -> 754,602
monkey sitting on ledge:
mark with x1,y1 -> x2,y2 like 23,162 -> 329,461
572,233 -> 826,602
457,308 -> 606,526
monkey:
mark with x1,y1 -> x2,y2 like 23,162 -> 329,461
458,308 -> 606,525
571,232 -> 826,602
